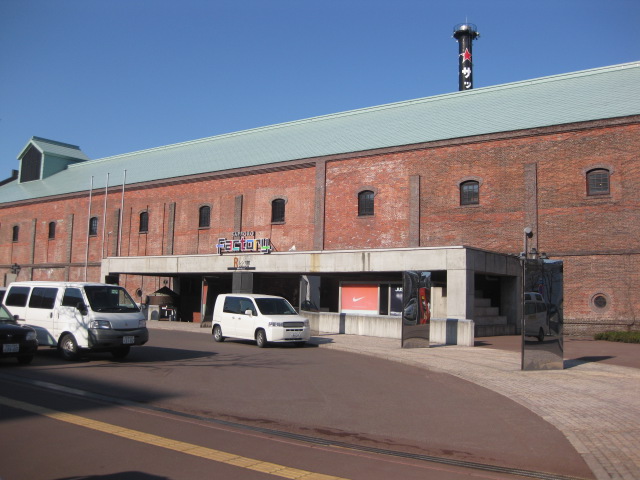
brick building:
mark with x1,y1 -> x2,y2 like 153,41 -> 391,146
1,62 -> 639,336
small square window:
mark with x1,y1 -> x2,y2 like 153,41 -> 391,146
460,181 -> 479,205
199,205 -> 211,228
88,217 -> 98,236
358,190 -> 374,216
48,221 -> 56,239
587,169 -> 610,196
271,199 -> 285,223
139,211 -> 149,233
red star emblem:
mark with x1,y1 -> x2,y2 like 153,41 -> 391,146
460,48 -> 472,62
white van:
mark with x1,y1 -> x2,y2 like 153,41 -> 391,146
2,282 -> 149,360
211,294 -> 310,347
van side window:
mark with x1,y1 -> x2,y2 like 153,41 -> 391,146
62,288 -> 85,307
239,298 -> 257,315
223,297 -> 241,314
28,287 -> 58,309
5,286 -> 31,307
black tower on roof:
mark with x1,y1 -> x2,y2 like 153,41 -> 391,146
453,23 -> 480,91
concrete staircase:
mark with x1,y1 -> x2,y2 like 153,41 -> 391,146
474,296 -> 516,337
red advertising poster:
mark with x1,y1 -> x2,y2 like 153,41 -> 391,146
341,284 -> 379,314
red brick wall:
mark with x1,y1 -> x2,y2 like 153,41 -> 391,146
1,121 -> 639,333
324,153 -> 411,249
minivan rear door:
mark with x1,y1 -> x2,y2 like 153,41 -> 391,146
26,287 -> 59,346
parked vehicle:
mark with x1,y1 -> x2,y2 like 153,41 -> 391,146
2,282 -> 148,360
523,292 -> 548,342
212,294 -> 310,347
0,304 -> 38,364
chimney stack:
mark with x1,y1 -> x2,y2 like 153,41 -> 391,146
453,23 -> 480,91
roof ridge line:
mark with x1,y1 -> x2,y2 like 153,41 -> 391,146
31,136 -> 83,150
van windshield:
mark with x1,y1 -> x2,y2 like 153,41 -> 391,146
85,286 -> 139,313
255,298 -> 297,315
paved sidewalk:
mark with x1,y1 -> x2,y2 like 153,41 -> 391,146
150,321 -> 640,480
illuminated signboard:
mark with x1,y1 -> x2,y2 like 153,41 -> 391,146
216,234 -> 272,254
341,284 -> 379,314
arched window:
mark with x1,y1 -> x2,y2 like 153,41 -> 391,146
271,198 -> 285,223
139,211 -> 149,233
587,168 -> 610,196
12,225 -> 19,242
48,221 -> 56,239
88,217 -> 98,236
460,181 -> 479,205
199,205 -> 211,228
358,190 -> 374,216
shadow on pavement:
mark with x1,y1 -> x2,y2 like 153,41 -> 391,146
564,356 -> 615,369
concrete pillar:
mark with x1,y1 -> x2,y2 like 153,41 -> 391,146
232,272 -> 253,293
446,268 -> 474,320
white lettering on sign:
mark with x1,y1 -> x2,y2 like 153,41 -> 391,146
232,231 -> 255,238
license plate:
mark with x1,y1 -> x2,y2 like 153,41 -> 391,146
3,344 -> 19,353
123,336 -> 135,344
287,332 -> 301,339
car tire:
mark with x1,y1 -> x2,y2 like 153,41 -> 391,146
213,325 -> 225,342
111,346 -> 131,359
17,355 -> 34,364
255,329 -> 268,348
537,328 -> 545,342
58,333 -> 80,361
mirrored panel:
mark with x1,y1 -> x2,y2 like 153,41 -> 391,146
522,259 -> 564,370
402,271 -> 432,348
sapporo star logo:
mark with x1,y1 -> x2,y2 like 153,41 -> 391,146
460,48 -> 472,62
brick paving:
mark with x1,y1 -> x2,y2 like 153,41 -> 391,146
150,322 -> 640,480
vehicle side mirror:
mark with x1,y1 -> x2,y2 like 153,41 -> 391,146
13,314 -> 19,321
244,309 -> 253,316
76,302 -> 88,315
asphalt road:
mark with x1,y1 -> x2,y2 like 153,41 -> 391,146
0,329 -> 595,479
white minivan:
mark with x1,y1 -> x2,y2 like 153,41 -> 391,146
211,294 -> 310,347
2,282 -> 149,360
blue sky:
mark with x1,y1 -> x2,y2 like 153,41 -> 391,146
1,0 -> 638,178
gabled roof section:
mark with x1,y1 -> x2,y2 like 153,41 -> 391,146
1,61 -> 639,204
19,136 -> 90,162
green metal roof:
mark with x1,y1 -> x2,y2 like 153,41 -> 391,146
1,61 -> 639,204
19,136 -> 90,162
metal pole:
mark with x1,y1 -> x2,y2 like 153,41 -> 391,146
84,176 -> 94,281
521,227 -> 533,369
118,169 -> 126,256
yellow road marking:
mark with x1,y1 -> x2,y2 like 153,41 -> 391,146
0,396 -> 349,480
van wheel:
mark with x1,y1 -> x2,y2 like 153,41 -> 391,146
58,333 -> 80,361
255,329 -> 268,348
537,328 -> 545,342
111,346 -> 131,359
213,325 -> 225,342
17,355 -> 34,364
